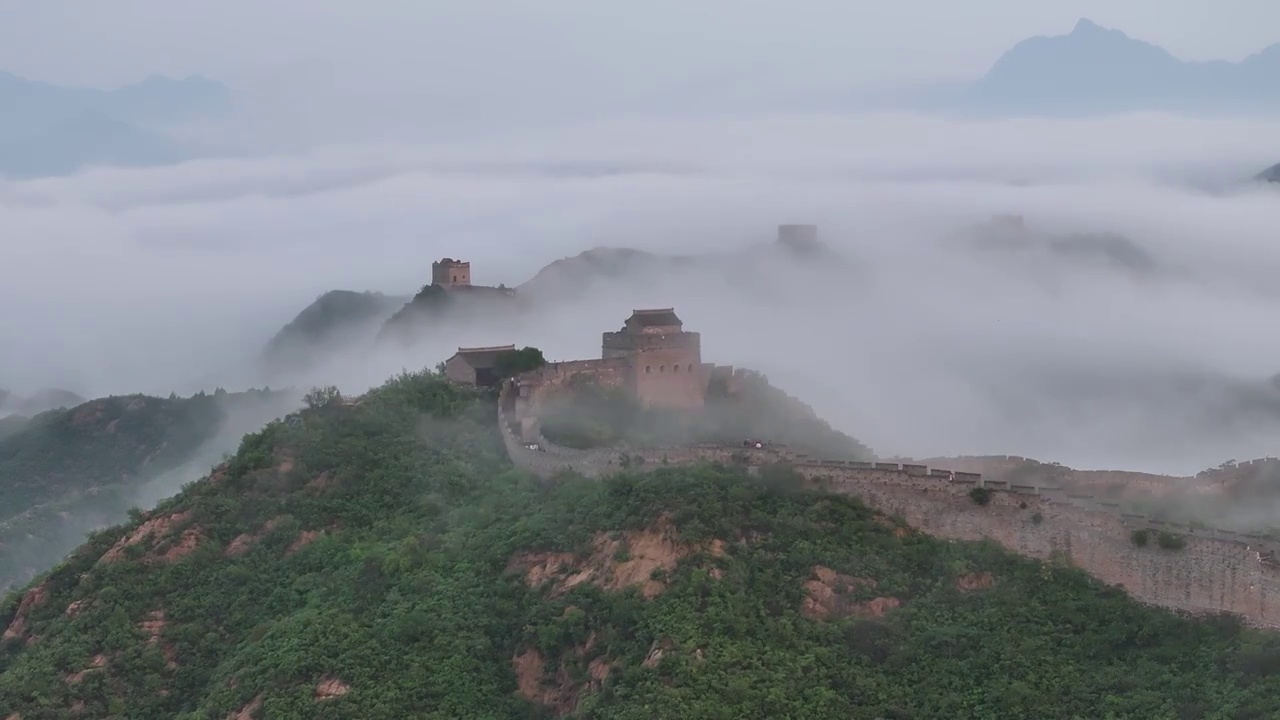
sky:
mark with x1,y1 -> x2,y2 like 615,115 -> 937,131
6,2 -> 1279,149
4,3 -> 1280,476
3,1 -> 1279,91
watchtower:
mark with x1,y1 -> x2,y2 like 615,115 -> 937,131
777,224 -> 821,255
432,258 -> 471,288
602,308 -> 705,409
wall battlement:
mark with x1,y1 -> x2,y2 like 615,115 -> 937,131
496,384 -> 1280,628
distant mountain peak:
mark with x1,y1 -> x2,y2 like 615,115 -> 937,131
967,18 -> 1280,113
1072,18 -> 1105,34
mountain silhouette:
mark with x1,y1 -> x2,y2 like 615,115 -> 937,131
0,71 -> 229,178
943,19 -> 1280,115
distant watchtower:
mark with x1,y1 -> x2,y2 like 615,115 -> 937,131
602,308 -> 705,410
432,258 -> 471,288
777,224 -> 819,253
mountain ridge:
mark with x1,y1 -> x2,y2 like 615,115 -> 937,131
885,18 -> 1280,115
0,70 -> 229,178
5,370 -> 1280,717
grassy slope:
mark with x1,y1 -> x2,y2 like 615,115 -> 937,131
0,390 -> 289,594
2,372 -> 1280,719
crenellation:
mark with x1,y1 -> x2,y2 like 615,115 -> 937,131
875,462 -> 902,471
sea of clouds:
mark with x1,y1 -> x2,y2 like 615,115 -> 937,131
3,111 -> 1280,475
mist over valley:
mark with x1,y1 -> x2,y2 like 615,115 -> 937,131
9,10 -> 1280,717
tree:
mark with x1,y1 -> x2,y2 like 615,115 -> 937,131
493,346 -> 547,378
304,386 -> 342,409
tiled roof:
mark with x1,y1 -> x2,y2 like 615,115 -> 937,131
451,344 -> 516,368
627,308 -> 682,328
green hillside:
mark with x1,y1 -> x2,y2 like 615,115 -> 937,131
262,290 -> 407,378
3,371 -> 1280,719
0,389 -> 293,594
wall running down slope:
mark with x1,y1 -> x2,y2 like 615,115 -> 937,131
496,381 -> 1280,627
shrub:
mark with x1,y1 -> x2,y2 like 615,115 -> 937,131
1031,512 -> 1044,525
493,347 -> 547,378
1156,531 -> 1186,551
1131,529 -> 1151,547
303,386 -> 342,409
969,487 -> 992,506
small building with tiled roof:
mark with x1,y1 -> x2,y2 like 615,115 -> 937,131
444,344 -> 516,387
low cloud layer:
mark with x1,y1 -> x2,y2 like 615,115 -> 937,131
3,111 -> 1280,475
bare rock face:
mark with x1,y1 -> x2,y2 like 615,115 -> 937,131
1258,163 -> 1280,183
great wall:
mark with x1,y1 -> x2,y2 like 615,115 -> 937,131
428,237 -> 1280,629
494,370 -> 1280,629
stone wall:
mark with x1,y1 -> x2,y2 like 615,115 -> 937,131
494,402 -> 1280,627
791,461 -> 1280,628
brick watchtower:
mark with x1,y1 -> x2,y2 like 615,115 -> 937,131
431,258 -> 471,288
602,308 -> 706,410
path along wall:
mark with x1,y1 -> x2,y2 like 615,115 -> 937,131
497,383 -> 1280,627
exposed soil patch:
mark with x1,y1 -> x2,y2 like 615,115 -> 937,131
160,527 -> 205,562
3,582 -> 49,641
315,676 -> 351,701
286,530 -> 323,556
227,694 -> 263,720
98,511 -> 192,565
513,632 -> 613,717
65,654 -> 107,684
802,566 -> 901,621
642,638 -> 676,668
956,572 -> 996,591
207,465 -> 230,486
510,515 -> 719,599
64,599 -> 90,618
225,517 -> 284,557
513,649 -> 579,716
138,609 -> 180,668
306,471 -> 336,492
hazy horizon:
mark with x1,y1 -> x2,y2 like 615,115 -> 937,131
3,106 -> 1279,476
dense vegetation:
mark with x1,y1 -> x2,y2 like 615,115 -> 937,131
4,371 -> 1280,718
0,389 -> 293,594
377,283 -> 522,347
539,371 -> 873,460
493,347 -> 548,379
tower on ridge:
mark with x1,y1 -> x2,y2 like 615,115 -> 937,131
602,308 -> 705,410
777,224 -> 819,253
432,258 -> 471,288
